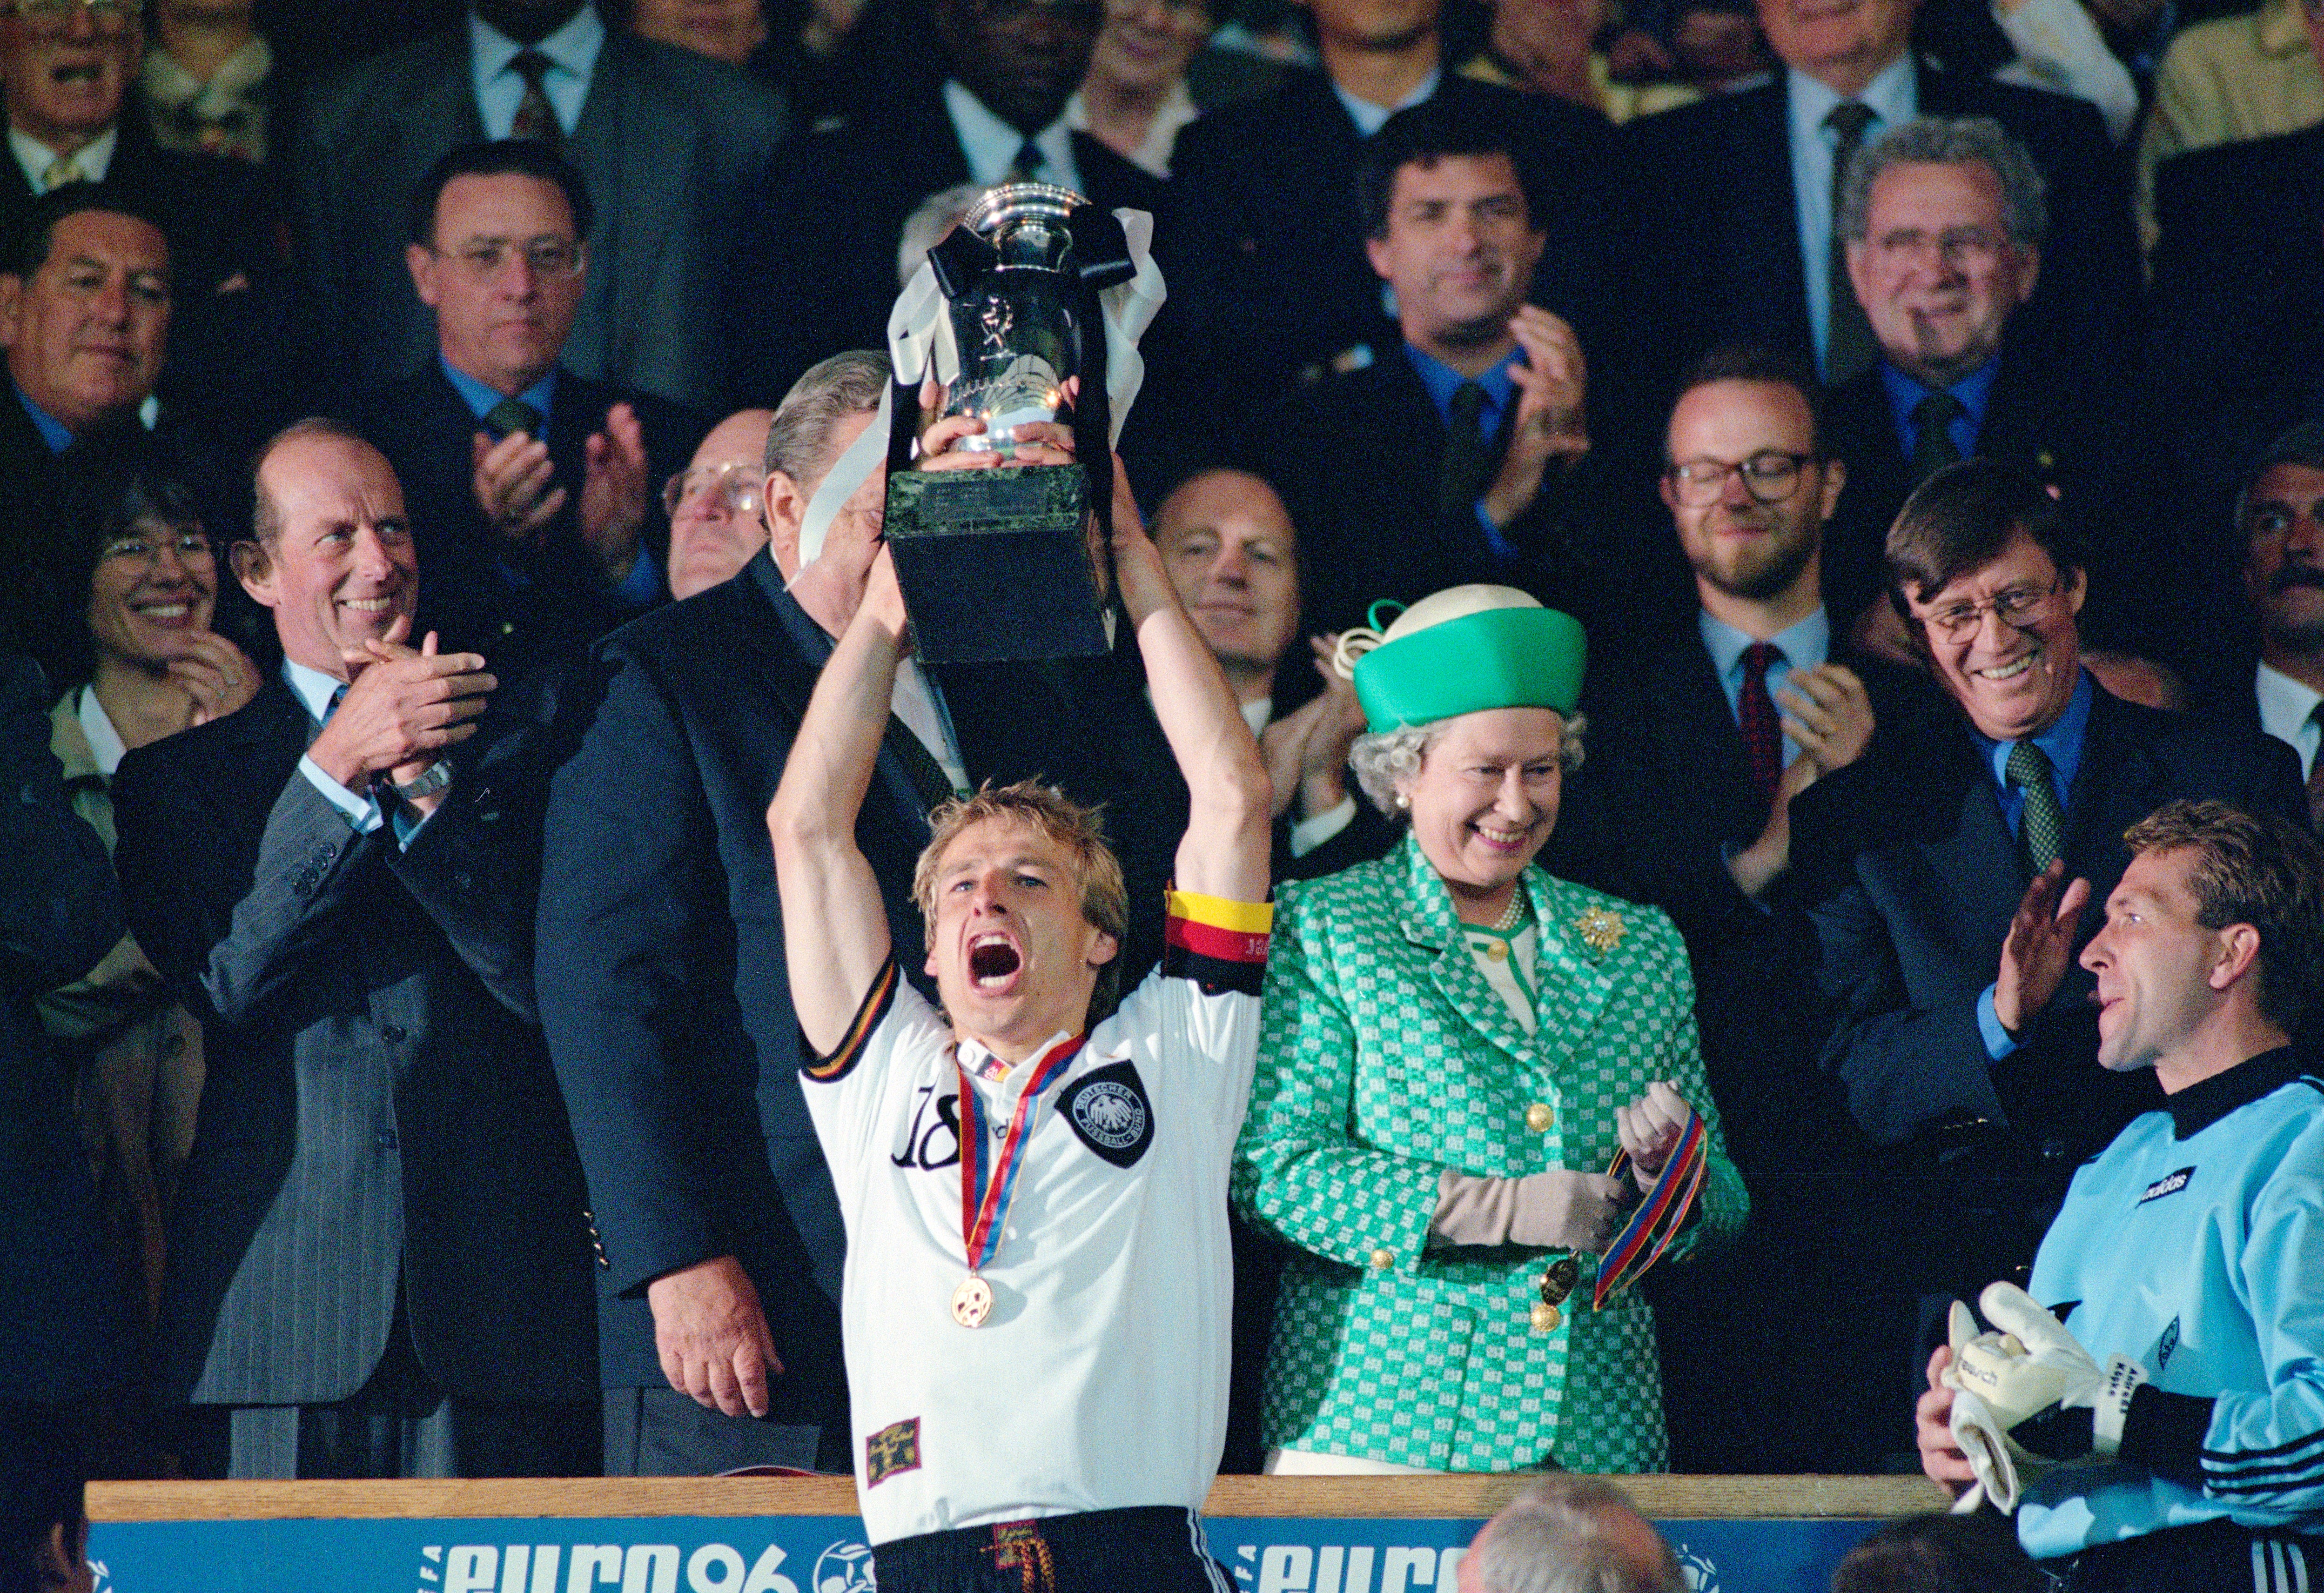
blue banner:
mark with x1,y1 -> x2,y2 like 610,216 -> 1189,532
90,1513 -> 1879,1592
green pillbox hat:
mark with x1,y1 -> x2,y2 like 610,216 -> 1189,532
1345,586 -> 1587,732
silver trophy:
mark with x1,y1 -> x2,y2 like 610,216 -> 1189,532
883,183 -> 1138,664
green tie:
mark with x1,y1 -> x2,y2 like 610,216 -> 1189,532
485,397 -> 544,440
2005,741 -> 2064,873
1910,391 -> 1967,482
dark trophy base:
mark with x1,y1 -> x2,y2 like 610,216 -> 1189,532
884,464 -> 1110,663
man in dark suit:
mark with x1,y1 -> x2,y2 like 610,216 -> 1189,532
0,0 -> 293,442
0,651 -> 132,1420
111,420 -> 597,1479
346,141 -> 706,682
2238,425 -> 2324,833
1796,459 -> 2309,1318
1249,103 -> 1641,642
540,348 -> 1190,1474
1149,467 -> 1389,884
1621,0 -> 2136,401
1820,115 -> 2154,661
537,352 -> 896,1476
1570,345 -> 1898,1472
292,0 -> 785,412
1155,0 -> 1613,470
742,0 -> 1161,403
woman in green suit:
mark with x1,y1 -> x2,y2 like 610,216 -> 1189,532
1233,585 -> 1747,1474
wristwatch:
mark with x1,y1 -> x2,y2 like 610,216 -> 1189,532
390,760 -> 453,803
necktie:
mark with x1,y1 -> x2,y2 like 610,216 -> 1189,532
1737,642 -> 1785,801
41,155 -> 82,192
484,397 -> 544,441
1438,380 -> 1492,521
1824,100 -> 1879,386
510,48 -> 561,147
2306,706 -> 2324,830
1909,391 -> 1968,482
1008,138 -> 1046,181
2005,741 -> 2065,874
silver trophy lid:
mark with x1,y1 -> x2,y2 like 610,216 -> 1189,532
961,181 -> 1088,273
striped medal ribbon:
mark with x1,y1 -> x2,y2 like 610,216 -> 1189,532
1591,1107 -> 1709,1312
949,1032 -> 1082,1327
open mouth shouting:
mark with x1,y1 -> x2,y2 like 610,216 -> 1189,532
967,931 -> 1024,995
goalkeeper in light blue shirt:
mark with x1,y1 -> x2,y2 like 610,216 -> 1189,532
1915,799 -> 2324,1592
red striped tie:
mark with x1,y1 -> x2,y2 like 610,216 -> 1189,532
1739,642 -> 1784,800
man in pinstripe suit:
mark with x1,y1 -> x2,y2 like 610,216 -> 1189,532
111,421 -> 597,1479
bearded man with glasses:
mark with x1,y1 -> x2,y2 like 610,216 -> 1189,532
1787,456 -> 2307,1433
348,139 -> 707,683
1563,342 -> 1931,1473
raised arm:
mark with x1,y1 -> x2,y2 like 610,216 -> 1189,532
767,551 -> 908,1056
1109,467 -> 1272,904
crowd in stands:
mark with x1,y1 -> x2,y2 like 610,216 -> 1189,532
5,0 -> 2324,1568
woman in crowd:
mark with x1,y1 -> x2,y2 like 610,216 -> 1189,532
40,455 -> 258,1324
1068,0 -> 1280,176
1233,585 -> 1746,1474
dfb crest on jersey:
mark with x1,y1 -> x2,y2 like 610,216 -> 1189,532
1059,1060 -> 1153,1167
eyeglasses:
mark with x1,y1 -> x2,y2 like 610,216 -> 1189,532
1867,226 -> 2007,271
662,462 -> 763,520
100,529 -> 213,568
1664,450 -> 1814,507
433,237 -> 585,281
1917,575 -> 2065,642
4,0 -> 133,34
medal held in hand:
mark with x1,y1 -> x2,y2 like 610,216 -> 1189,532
951,1033 -> 1083,1328
1532,1253 -> 1580,1332
1527,1105 -> 1709,1332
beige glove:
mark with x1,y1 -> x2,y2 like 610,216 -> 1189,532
1430,1169 -> 1635,1251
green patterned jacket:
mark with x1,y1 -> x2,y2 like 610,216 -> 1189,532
1231,834 -> 1748,1472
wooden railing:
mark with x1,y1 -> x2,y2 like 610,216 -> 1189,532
88,1474 -> 1950,1522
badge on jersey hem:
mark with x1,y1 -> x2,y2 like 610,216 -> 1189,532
866,1416 -> 922,1486
1057,1059 -> 1154,1168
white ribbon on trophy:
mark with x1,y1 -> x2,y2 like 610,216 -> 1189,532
792,205 -> 1164,568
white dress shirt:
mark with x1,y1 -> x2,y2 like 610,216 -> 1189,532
11,126 -> 116,193
469,1 -> 604,141
942,80 -> 1081,194
1786,58 -> 1915,370
2256,661 -> 2324,781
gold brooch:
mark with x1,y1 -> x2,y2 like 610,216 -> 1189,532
1573,905 -> 1625,954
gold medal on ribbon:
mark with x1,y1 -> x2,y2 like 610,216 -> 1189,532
951,1034 -> 1082,1332
951,1274 -> 994,1328
1533,1252 -> 1578,1333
